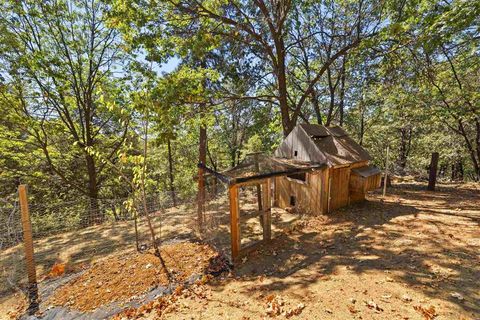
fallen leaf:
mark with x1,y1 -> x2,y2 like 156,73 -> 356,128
285,303 -> 305,318
50,262 -> 66,277
413,305 -> 437,320
348,305 -> 359,314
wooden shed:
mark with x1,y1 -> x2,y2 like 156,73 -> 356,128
198,124 -> 380,261
274,124 -> 381,214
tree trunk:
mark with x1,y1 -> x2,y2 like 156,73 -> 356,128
338,57 -> 347,126
475,117 -> 480,181
197,105 -> 207,229
458,120 -> 480,181
230,149 -> 237,168
359,105 -> 365,146
325,67 -> 335,126
427,152 -> 439,191
275,38 -> 294,137
167,138 -> 177,206
456,158 -> 464,181
311,89 -> 322,125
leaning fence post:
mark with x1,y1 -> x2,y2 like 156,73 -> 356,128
18,184 -> 39,315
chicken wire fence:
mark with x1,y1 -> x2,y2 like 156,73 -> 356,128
0,183 -> 231,300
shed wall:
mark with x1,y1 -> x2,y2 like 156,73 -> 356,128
274,126 -> 326,163
329,166 -> 351,210
275,169 -> 325,215
349,170 -> 382,203
274,161 -> 375,214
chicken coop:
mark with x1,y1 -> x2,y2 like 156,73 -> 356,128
274,124 -> 381,213
199,124 -> 381,261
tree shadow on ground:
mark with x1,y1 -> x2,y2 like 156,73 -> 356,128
209,183 -> 480,316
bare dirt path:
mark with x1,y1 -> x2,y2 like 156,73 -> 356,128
132,182 -> 480,319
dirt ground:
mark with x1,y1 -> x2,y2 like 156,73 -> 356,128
0,189 -> 296,301
1,181 -> 479,319
114,181 -> 480,320
49,242 -> 218,311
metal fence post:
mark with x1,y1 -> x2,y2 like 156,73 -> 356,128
18,184 -> 39,314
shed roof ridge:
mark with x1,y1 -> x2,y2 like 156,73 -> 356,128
298,124 -> 333,167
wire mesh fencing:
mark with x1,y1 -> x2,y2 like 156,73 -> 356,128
0,184 -> 231,302
0,198 -> 22,251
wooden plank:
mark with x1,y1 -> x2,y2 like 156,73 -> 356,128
274,125 -> 325,162
18,185 -> 39,315
350,160 -> 369,169
321,168 -> 330,214
263,179 -> 272,241
229,185 -> 240,261
329,166 -> 350,210
327,173 -> 332,213
232,166 -> 324,187
273,177 -> 279,207
197,162 -> 230,183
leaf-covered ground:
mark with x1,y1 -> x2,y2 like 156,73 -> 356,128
114,181 -> 480,319
2,181 -> 479,319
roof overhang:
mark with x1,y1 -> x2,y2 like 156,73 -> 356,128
198,155 -> 327,186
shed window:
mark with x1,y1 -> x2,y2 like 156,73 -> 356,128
286,172 -> 307,183
294,150 -> 298,157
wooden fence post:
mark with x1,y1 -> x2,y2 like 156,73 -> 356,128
262,179 -> 272,241
229,185 -> 240,261
18,185 -> 39,315
383,145 -> 390,197
427,152 -> 439,191
253,154 -> 263,215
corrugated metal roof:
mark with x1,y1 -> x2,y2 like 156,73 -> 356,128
351,165 -> 381,177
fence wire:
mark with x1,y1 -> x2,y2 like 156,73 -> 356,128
0,183 -> 230,301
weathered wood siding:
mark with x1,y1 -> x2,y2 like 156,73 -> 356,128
349,174 -> 366,203
349,168 -> 381,203
275,169 -> 325,215
274,125 -> 326,162
365,173 -> 382,191
329,167 -> 351,210
274,161 -> 378,214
